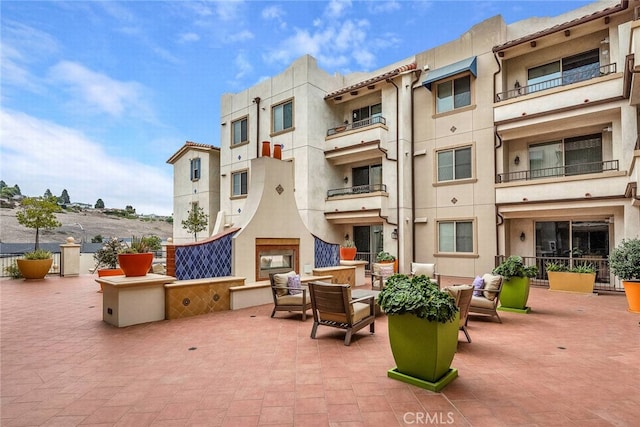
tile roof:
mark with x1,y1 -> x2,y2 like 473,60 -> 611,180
324,62 -> 417,100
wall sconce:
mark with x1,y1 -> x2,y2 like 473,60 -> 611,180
391,229 -> 398,240
520,232 -> 526,242
344,176 -> 349,184
514,155 -> 520,165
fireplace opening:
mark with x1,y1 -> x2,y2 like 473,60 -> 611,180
255,238 -> 300,280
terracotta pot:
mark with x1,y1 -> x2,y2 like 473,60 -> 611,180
340,247 -> 356,261
261,141 -> 271,157
117,253 -> 153,277
16,258 -> 53,280
97,268 -> 124,277
622,280 -> 640,313
273,144 -> 282,159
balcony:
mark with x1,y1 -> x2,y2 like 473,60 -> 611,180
327,116 -> 386,136
324,184 -> 389,224
497,160 -> 619,183
327,184 -> 386,197
496,63 -> 617,102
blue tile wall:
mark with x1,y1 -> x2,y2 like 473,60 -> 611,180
314,236 -> 339,268
174,232 -> 237,280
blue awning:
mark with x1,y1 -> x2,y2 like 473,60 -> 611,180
422,56 -> 477,91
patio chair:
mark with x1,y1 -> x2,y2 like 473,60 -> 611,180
269,272 -> 311,321
410,262 -> 441,287
371,262 -> 395,290
443,284 -> 474,343
308,281 -> 375,346
468,273 -> 503,323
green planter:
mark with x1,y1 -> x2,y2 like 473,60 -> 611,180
387,312 -> 459,392
498,276 -> 531,313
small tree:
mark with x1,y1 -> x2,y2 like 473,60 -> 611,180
95,198 -> 105,209
59,189 -> 70,204
181,205 -> 208,241
16,197 -> 62,251
44,189 -> 53,198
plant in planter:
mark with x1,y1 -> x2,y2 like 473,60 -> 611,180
609,238 -> 640,313
117,236 -> 154,277
376,250 -> 397,272
93,237 -> 127,277
493,255 -> 538,313
545,261 -> 596,294
339,239 -> 357,261
377,274 -> 459,392
15,197 -> 61,279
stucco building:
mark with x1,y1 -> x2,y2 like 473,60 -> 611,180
169,0 -> 640,285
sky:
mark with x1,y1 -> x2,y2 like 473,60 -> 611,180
1,0 -> 596,216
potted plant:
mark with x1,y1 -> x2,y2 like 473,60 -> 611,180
376,250 -> 397,272
546,261 -> 596,294
93,237 -> 126,277
493,255 -> 538,313
377,274 -> 459,392
609,238 -> 640,313
15,197 -> 61,280
339,239 -> 357,261
117,236 -> 154,277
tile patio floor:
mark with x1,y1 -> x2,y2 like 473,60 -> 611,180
1,275 -> 639,426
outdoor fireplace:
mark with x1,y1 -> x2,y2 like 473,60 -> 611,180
255,238 -> 300,280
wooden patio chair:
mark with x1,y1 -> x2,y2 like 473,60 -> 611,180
443,284 -> 474,343
308,282 -> 375,346
468,274 -> 503,323
269,272 -> 311,321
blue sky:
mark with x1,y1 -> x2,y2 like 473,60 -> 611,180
1,0 -> 595,216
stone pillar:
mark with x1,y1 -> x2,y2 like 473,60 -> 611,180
165,238 -> 176,278
60,237 -> 81,277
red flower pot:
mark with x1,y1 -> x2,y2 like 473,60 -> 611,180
117,253 -> 153,277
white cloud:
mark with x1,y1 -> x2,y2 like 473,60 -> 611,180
178,32 -> 200,43
325,0 -> 352,18
234,52 -> 253,80
47,61 -> 155,121
215,0 -> 243,21
262,5 -> 284,20
368,0 -> 401,14
227,30 -> 254,43
0,110 -> 173,215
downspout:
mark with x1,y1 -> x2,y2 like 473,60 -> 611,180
409,69 -> 422,262
386,78 -> 400,262
253,97 -> 261,157
492,51 -> 503,258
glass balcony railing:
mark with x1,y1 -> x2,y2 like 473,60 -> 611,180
495,63 -> 616,102
327,116 -> 386,136
327,184 -> 387,197
497,160 -> 619,183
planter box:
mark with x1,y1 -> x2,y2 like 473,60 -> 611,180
498,276 -> 531,313
548,271 -> 596,294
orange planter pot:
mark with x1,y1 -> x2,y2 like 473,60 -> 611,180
97,268 -> 124,277
340,247 -> 356,261
117,253 -> 153,277
622,280 -> 640,313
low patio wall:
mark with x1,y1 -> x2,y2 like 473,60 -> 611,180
164,276 -> 244,319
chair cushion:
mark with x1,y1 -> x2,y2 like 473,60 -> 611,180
288,274 -> 302,295
482,274 -> 502,301
277,293 -> 307,305
411,262 -> 435,278
352,302 -> 371,324
472,276 -> 485,296
470,295 -> 497,309
274,271 -> 297,296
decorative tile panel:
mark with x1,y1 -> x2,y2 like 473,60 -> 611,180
174,232 -> 237,280
314,236 -> 339,268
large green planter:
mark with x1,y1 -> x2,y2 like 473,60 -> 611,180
387,312 -> 459,392
498,276 -> 531,313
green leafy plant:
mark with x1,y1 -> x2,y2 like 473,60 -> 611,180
545,261 -> 595,274
493,255 -> 538,280
545,262 -> 567,272
16,196 -> 62,251
4,262 -> 23,279
377,274 -> 458,323
376,251 -> 396,262
24,249 -> 52,260
121,236 -> 152,254
609,238 -> 640,281
94,237 -> 127,269
341,239 -> 355,248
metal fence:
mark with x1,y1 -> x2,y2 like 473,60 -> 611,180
0,252 -> 62,277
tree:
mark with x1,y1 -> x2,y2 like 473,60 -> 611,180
44,189 -> 53,198
125,205 -> 136,214
95,198 -> 105,209
0,180 -> 6,189
181,205 -> 208,241
15,197 -> 62,251
91,235 -> 104,243
60,189 -> 70,204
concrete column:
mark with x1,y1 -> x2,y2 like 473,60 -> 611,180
60,237 -> 81,277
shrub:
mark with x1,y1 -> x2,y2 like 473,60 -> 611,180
609,238 -> 640,281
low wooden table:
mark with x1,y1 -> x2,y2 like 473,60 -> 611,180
96,274 -> 175,327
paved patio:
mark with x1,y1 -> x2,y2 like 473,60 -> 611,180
1,275 -> 638,426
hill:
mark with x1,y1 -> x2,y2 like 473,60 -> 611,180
0,208 -> 173,244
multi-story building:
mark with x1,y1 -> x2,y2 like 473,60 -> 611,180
170,0 -> 640,285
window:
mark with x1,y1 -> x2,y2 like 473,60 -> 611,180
352,164 -> 382,190
527,49 -> 600,92
232,170 -> 248,196
529,134 -> 602,179
190,158 -> 201,181
232,117 -> 248,145
436,75 -> 471,113
437,146 -> 472,182
272,100 -> 293,133
352,103 -> 382,127
438,220 -> 473,253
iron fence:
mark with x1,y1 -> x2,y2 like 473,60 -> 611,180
0,253 -> 61,278
497,160 -> 619,183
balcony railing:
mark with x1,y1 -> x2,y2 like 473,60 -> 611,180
496,63 -> 617,102
495,255 -> 622,292
327,116 -> 386,136
497,160 -> 619,183
327,184 -> 386,197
